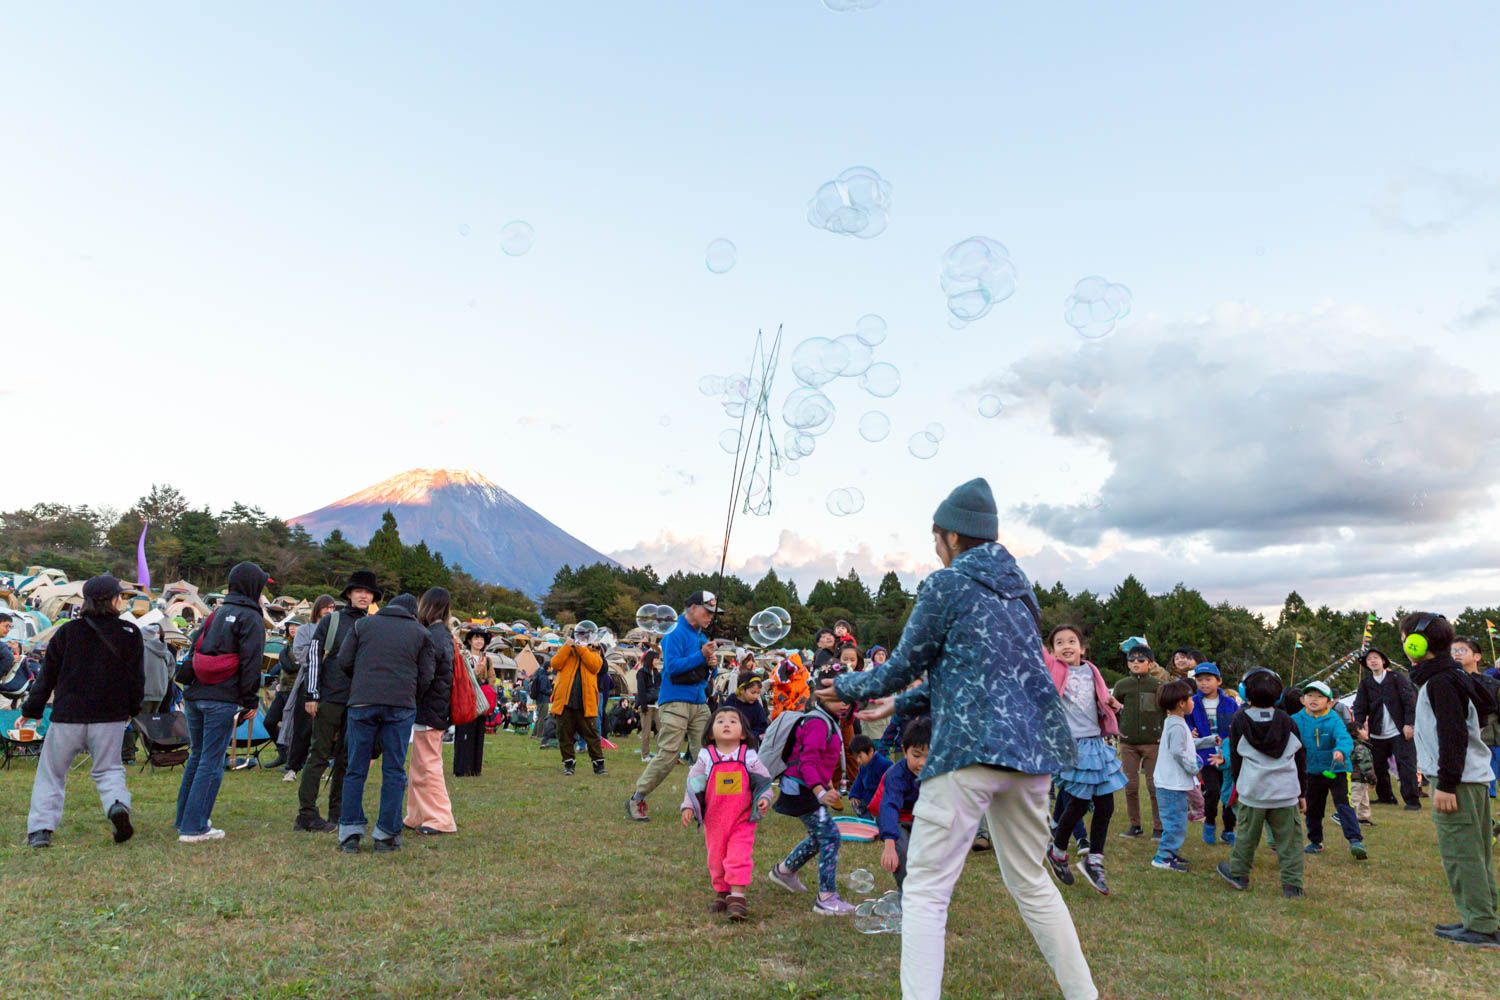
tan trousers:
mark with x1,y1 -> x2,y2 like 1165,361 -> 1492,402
1118,741 -> 1161,833
639,705 -> 659,755
633,701 -> 708,799
403,728 -> 456,833
903,766 -> 1097,1000
1350,780 -> 1371,822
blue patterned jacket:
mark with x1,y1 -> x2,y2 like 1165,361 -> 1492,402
834,543 -> 1075,781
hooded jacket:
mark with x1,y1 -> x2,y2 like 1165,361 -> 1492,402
1412,654 -> 1498,793
181,562 -> 267,710
21,615 -> 145,723
1292,707 -> 1353,776
417,620 -> 456,729
1351,653 -> 1418,737
548,641 -> 603,717
635,656 -> 661,706
833,542 -> 1075,781
1229,707 -> 1307,809
335,595 -> 436,710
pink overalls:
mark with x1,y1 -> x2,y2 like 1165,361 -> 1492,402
703,745 -> 758,891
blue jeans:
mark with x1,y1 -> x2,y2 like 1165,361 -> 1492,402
1155,788 -> 1189,862
339,705 -> 416,841
176,700 -> 240,835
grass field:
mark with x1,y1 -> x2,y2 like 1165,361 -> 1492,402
2,732 -> 1496,1000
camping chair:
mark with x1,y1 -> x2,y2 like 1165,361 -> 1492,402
0,707 -> 49,768
131,710 -> 191,772
227,711 -> 274,770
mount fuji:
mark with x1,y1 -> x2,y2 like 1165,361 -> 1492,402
289,469 -> 617,596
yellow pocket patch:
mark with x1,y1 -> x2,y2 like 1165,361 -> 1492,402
714,771 -> 744,796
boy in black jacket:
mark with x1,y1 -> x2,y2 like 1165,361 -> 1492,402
1403,613 -> 1500,947
1352,648 -> 1421,809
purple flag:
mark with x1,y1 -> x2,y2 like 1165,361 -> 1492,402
136,521 -> 151,593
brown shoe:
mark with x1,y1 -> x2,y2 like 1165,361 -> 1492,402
727,894 -> 748,922
710,891 -> 729,913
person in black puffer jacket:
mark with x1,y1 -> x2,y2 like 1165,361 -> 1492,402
21,575 -> 145,849
406,587 -> 457,835
333,592 -> 436,851
176,562 -> 268,843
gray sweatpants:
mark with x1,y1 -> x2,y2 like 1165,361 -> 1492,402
27,721 -> 131,834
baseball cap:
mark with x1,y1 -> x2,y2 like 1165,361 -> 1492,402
1192,662 -> 1221,678
686,591 -> 720,613
1303,681 -> 1333,699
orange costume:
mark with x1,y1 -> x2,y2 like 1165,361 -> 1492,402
770,655 -> 810,719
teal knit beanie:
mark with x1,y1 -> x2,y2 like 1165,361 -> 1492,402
933,478 -> 998,540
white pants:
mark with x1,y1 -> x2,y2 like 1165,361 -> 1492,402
902,766 -> 1097,1000
27,721 -> 130,834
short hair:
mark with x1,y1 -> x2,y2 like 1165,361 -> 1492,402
902,716 -> 932,749
1157,679 -> 1194,712
848,734 -> 875,756
1172,647 -> 1207,665
1242,668 -> 1284,709
835,619 -> 852,630
1453,636 -> 1483,658
1399,612 -> 1455,657
1047,624 -> 1086,651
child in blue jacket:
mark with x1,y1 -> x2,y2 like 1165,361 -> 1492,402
1292,681 -> 1368,859
1187,663 -> 1240,845
846,735 -> 893,818
878,718 -> 930,890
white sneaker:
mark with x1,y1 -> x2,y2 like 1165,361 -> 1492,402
179,828 -> 226,844
282,770 -> 298,783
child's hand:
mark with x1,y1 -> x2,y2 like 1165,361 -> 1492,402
680,809 -> 694,828
1208,752 -> 1224,767
1332,750 -> 1345,764
1297,797 -> 1307,815
850,798 -> 864,813
756,795 -> 773,814
1106,695 -> 1123,712
881,839 -> 900,873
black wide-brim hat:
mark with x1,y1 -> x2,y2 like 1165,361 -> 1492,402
341,570 -> 383,603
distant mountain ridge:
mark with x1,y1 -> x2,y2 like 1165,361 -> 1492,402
289,468 -> 616,596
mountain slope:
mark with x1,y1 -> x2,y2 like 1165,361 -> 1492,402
289,469 -> 616,596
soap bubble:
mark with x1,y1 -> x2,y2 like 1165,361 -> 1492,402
791,338 -> 840,388
855,314 -> 887,346
819,338 -> 852,375
719,429 -> 741,454
924,422 -> 945,442
978,395 -> 1003,418
1063,276 -> 1132,339
784,428 -> 816,459
784,387 -> 836,435
636,604 -> 678,635
826,486 -> 866,517
1082,492 -> 1105,511
908,431 -> 940,460
807,166 -> 892,239
457,224 -> 471,237
824,0 -> 881,9
573,619 -> 598,643
940,236 -> 1015,321
699,375 -> 728,396
659,415 -> 671,427
858,410 -> 891,442
831,334 -> 874,376
860,362 -> 901,398
783,460 -> 800,477
500,221 -> 535,256
749,608 -> 791,645
705,238 -> 737,274
848,868 -> 876,894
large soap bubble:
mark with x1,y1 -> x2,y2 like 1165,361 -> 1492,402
705,238 -> 738,274
978,394 -> 1003,418
908,430 -> 940,460
783,387 -> 836,435
848,868 -> 876,894
1063,275 -> 1132,339
858,410 -> 891,442
860,362 -> 901,398
791,338 -> 840,388
500,221 -> 535,256
699,375 -> 728,396
855,314 -> 887,346
635,604 -> 678,635
807,166 -> 892,239
826,486 -> 866,517
573,619 -> 599,643
748,607 -> 791,646
718,429 -> 741,454
831,334 -> 874,376
940,236 -> 1015,321
924,422 -> 945,442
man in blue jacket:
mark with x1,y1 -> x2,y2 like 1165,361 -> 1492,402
626,591 -> 719,821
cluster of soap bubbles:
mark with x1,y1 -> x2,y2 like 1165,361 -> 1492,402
940,236 -> 1015,323
855,891 -> 903,935
784,387 -> 837,438
748,606 -> 792,647
790,318 -> 885,387
807,167 -> 892,239
1063,276 -> 1132,339
500,221 -> 535,256
908,423 -> 944,460
826,486 -> 866,517
634,604 -> 679,636
700,373 -> 767,420
705,238 -> 737,274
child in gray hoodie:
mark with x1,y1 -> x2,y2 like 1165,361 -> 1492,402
1218,668 -> 1308,898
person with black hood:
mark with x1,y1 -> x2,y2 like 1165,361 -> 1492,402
296,570 -> 379,832
22,575 -> 144,849
334,592 -> 437,853
1352,646 -> 1422,810
176,562 -> 267,844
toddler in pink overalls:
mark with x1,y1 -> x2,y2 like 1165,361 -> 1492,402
681,705 -> 774,921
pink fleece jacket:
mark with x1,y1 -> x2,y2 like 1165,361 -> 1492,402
1044,651 -> 1121,738
782,709 -> 842,790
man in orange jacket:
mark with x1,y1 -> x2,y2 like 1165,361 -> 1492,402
550,626 -> 607,777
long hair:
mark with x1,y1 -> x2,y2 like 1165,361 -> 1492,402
417,587 -> 451,628
640,648 -> 659,670
311,594 -> 336,622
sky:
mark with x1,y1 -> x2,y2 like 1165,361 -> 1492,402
2,2 -> 1498,617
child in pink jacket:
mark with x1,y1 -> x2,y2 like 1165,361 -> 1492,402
766,688 -> 855,916
681,705 -> 774,921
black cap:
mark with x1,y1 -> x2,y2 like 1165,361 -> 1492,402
686,591 -> 720,613
83,575 -> 123,602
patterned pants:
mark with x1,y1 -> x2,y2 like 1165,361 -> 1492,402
783,806 -> 841,893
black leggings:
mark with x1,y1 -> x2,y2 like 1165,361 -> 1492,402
1200,766 -> 1236,831
1053,792 -> 1115,854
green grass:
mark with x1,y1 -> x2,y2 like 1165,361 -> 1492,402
2,734 -> 1496,999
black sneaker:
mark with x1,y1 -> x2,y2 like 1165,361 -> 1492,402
27,830 -> 52,849
294,815 -> 336,833
1358,818 -> 1376,826
1404,803 -> 1422,811
1118,825 -> 1144,839
1436,927 -> 1500,947
1281,885 -> 1304,899
372,837 -> 401,853
107,801 -> 134,844
1078,856 -> 1110,895
1076,835 -> 1091,852
563,762 -> 575,777
1216,862 -> 1249,891
1045,847 -> 1074,886
337,835 -> 360,853
1436,922 -> 1464,933
593,760 -> 607,776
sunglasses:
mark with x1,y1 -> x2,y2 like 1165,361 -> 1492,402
1126,655 -> 1150,662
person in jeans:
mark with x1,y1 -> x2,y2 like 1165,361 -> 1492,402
335,593 -> 436,853
636,648 -> 661,758
827,478 -> 1096,1000
626,592 -> 720,821
22,575 -> 144,849
1112,647 -> 1166,838
1352,647 -> 1422,810
176,562 -> 268,844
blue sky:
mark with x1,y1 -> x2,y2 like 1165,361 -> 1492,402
3,2 -> 1498,614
